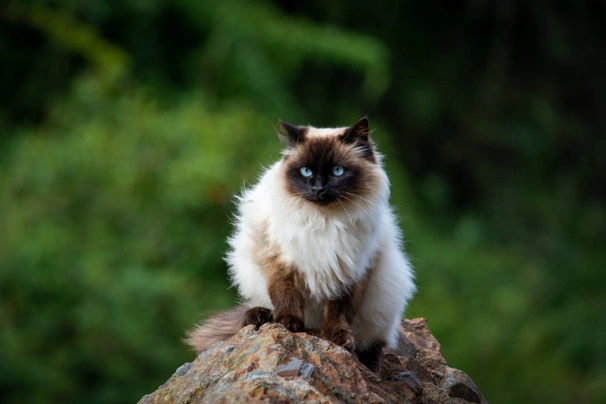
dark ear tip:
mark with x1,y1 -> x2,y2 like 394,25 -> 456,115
279,119 -> 298,132
353,116 -> 368,126
353,116 -> 369,134
277,119 -> 306,146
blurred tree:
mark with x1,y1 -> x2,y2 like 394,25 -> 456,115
0,0 -> 388,134
0,90 -> 282,403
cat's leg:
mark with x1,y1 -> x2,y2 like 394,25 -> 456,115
267,269 -> 306,332
241,306 -> 272,328
321,289 -> 357,352
355,341 -> 385,373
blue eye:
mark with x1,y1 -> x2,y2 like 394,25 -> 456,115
300,167 -> 313,177
332,166 -> 344,176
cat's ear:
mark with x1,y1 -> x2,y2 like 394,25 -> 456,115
341,116 -> 376,162
341,116 -> 369,144
278,120 -> 306,147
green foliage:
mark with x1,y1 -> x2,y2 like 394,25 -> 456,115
0,88 -> 280,403
0,0 -> 389,130
1,1 -> 605,403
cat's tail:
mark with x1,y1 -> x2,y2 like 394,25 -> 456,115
185,304 -> 250,353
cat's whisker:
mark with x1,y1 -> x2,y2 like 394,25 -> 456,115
343,192 -> 377,210
349,192 -> 378,207
337,199 -> 354,224
340,197 -> 374,221
342,191 -> 367,202
340,195 -> 364,211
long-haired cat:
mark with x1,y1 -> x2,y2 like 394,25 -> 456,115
186,117 -> 415,372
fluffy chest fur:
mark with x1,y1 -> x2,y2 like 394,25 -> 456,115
265,166 -> 385,299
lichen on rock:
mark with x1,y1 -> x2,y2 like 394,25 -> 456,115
139,319 -> 487,404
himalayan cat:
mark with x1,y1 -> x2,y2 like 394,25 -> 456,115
186,117 -> 415,372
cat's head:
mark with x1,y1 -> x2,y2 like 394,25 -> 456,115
277,117 -> 385,207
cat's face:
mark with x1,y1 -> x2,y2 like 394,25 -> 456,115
279,117 -> 379,207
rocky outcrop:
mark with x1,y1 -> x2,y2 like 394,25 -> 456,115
139,318 -> 487,403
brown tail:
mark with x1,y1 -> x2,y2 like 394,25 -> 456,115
185,304 -> 250,353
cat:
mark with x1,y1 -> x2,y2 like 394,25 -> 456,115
186,117 -> 415,372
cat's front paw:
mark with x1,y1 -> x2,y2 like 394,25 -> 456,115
241,306 -> 273,328
322,326 -> 355,352
273,314 -> 304,333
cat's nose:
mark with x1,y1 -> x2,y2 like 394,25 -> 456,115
312,185 -> 326,195
312,185 -> 324,192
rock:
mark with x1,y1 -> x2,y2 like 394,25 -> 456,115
139,318 -> 487,404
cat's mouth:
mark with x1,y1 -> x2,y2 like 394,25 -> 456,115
304,193 -> 338,206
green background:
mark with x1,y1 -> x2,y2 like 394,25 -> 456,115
1,1 -> 604,403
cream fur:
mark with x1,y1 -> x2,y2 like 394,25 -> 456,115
226,128 -> 415,350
